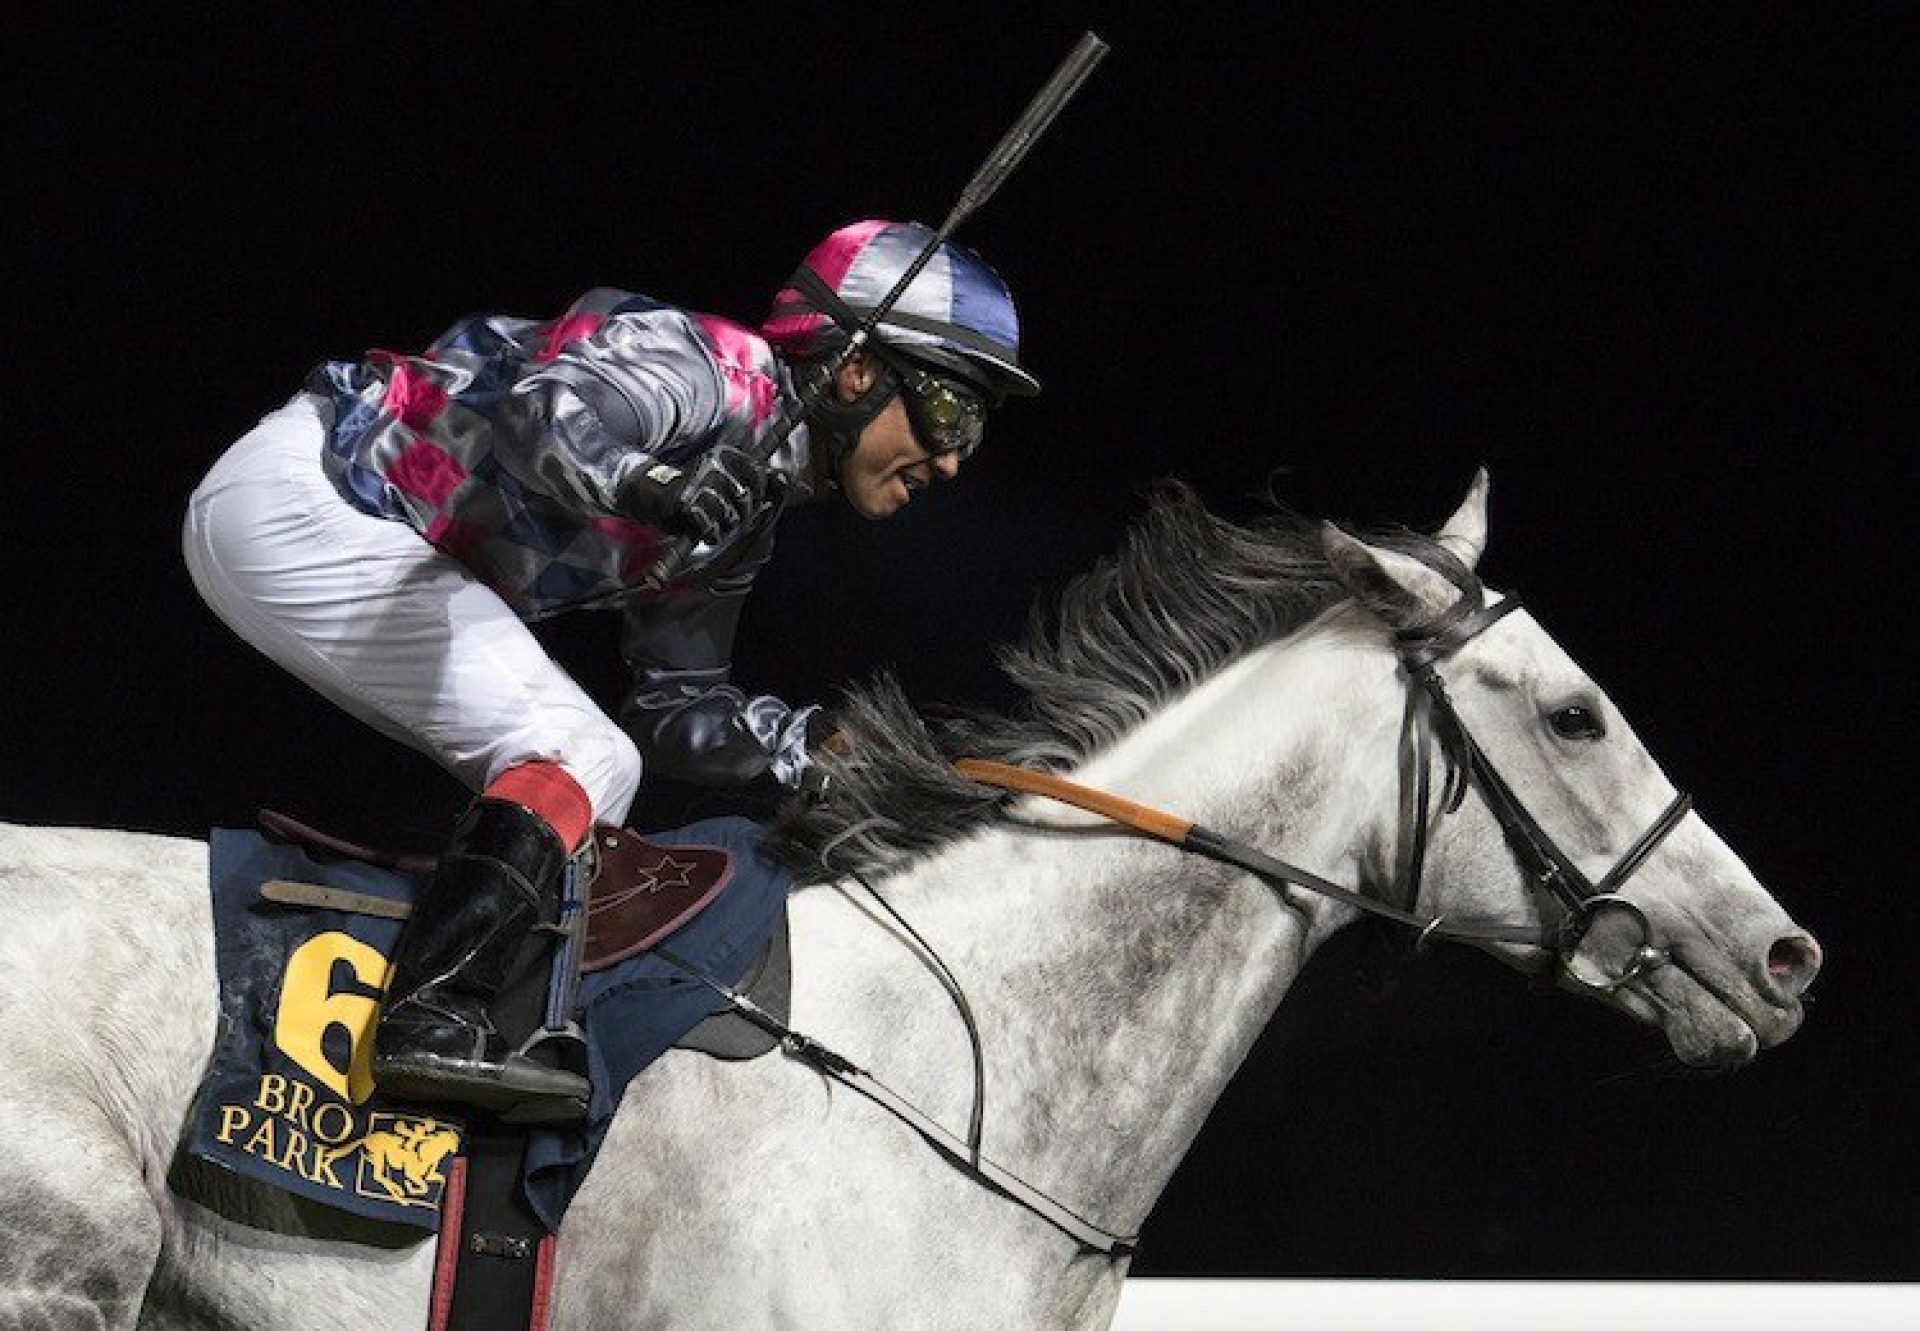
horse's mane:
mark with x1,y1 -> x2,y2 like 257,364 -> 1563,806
773,481 -> 1478,881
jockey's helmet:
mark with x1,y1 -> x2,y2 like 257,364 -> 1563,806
760,219 -> 1040,407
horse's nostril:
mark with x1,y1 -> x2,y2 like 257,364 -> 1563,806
1767,934 -> 1822,996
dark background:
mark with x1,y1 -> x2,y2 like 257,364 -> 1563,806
8,4 -> 1913,1280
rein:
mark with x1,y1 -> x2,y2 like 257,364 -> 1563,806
672,592 -> 1694,1258
960,756 -> 1685,973
964,596 -> 1693,987
952,760 -> 1547,948
656,941 -> 1141,1257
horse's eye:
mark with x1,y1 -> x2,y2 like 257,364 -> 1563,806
1548,704 -> 1606,741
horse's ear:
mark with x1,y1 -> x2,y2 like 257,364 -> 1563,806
1434,467 -> 1491,569
1322,522 -> 1461,629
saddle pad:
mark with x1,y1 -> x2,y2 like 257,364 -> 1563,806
186,815 -> 790,1233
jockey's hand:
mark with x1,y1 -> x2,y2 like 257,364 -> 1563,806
621,445 -> 768,545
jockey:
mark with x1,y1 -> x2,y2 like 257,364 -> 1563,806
182,219 -> 1040,1121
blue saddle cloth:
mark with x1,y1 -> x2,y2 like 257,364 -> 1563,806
186,815 -> 789,1234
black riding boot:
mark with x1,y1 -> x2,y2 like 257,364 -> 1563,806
372,798 -> 590,1123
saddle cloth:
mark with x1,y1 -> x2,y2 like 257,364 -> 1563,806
184,815 -> 790,1233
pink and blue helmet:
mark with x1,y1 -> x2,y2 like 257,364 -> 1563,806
761,219 -> 1040,404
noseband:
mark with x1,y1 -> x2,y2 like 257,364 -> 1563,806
1393,596 -> 1693,990
961,593 -> 1694,994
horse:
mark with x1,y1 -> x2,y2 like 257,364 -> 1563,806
0,472 -> 1820,1330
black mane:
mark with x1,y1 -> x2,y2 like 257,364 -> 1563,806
773,482 -> 1477,881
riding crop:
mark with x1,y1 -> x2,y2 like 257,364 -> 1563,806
638,30 -> 1108,593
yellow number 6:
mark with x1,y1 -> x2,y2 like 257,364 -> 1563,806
274,931 -> 392,1105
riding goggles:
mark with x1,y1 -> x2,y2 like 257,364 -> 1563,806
887,357 -> 987,459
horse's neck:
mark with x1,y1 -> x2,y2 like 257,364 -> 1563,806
863,623 -> 1397,1231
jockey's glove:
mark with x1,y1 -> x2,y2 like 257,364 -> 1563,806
619,445 -> 768,545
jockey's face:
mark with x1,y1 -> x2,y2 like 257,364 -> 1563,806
833,354 -> 964,519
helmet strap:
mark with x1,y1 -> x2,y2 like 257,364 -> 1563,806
795,356 -> 899,491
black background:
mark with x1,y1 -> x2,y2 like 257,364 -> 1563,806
8,4 -> 1913,1280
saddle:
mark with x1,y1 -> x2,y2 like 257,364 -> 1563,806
259,810 -> 714,971
254,808 -> 790,1056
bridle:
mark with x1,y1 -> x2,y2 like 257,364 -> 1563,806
1393,594 -> 1693,988
962,593 -> 1694,995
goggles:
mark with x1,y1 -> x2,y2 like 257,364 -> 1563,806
885,355 -> 988,459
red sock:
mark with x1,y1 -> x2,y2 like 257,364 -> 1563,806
484,762 -> 593,853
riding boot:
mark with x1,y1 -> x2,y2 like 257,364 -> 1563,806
372,797 -> 590,1123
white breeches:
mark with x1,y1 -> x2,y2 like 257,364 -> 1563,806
182,395 -> 642,824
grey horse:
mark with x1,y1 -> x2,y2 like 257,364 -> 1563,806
0,475 -> 1818,1329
